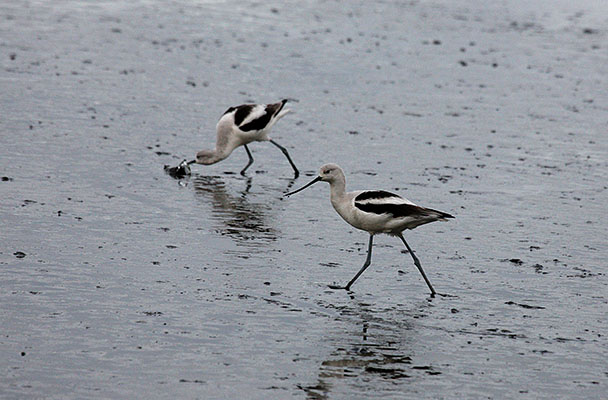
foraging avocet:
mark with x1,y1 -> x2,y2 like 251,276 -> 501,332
284,163 -> 454,296
190,99 -> 299,176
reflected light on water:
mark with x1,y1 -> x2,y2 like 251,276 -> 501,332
300,295 -> 434,399
192,175 -> 279,247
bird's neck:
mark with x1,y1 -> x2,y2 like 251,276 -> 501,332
215,140 -> 240,160
329,178 -> 347,202
197,149 -> 228,165
213,148 -> 231,162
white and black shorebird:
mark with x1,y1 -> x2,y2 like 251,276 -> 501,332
166,99 -> 299,179
284,163 -> 454,296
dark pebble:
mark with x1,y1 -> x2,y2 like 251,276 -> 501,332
14,251 -> 26,258
532,264 -> 546,274
2,176 -> 13,181
505,301 -> 545,310
583,28 -> 598,34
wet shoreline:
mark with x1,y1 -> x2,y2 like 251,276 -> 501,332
1,0 -> 607,398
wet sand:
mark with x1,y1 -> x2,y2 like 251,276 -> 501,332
1,0 -> 607,398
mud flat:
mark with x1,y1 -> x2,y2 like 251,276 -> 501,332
1,0 -> 606,398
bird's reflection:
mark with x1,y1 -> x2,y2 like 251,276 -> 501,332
192,174 -> 278,246
299,295 -> 433,399
284,176 -> 297,193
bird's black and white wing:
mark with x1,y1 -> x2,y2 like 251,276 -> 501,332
221,99 -> 288,133
354,190 -> 454,221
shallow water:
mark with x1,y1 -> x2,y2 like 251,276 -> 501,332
1,0 -> 607,398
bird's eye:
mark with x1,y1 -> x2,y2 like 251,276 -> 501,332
323,169 -> 332,174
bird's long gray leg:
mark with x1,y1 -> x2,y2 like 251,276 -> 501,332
269,139 -> 299,178
398,234 -> 436,297
240,145 -> 254,175
330,234 -> 374,290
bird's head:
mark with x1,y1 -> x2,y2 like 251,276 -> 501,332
284,163 -> 344,197
317,163 -> 343,183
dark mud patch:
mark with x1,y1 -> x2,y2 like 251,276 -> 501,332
505,301 -> 545,310
365,366 -> 410,379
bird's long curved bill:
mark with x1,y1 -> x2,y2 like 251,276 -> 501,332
284,176 -> 322,197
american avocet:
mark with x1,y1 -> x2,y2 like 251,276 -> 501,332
178,99 -> 299,177
284,163 -> 454,296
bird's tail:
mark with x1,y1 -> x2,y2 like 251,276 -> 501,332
274,99 -> 291,121
426,208 -> 455,221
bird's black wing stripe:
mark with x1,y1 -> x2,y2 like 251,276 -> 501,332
239,106 -> 273,132
222,106 -> 237,116
355,190 -> 399,202
355,202 -> 426,218
232,104 -> 256,127
355,202 -> 454,219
